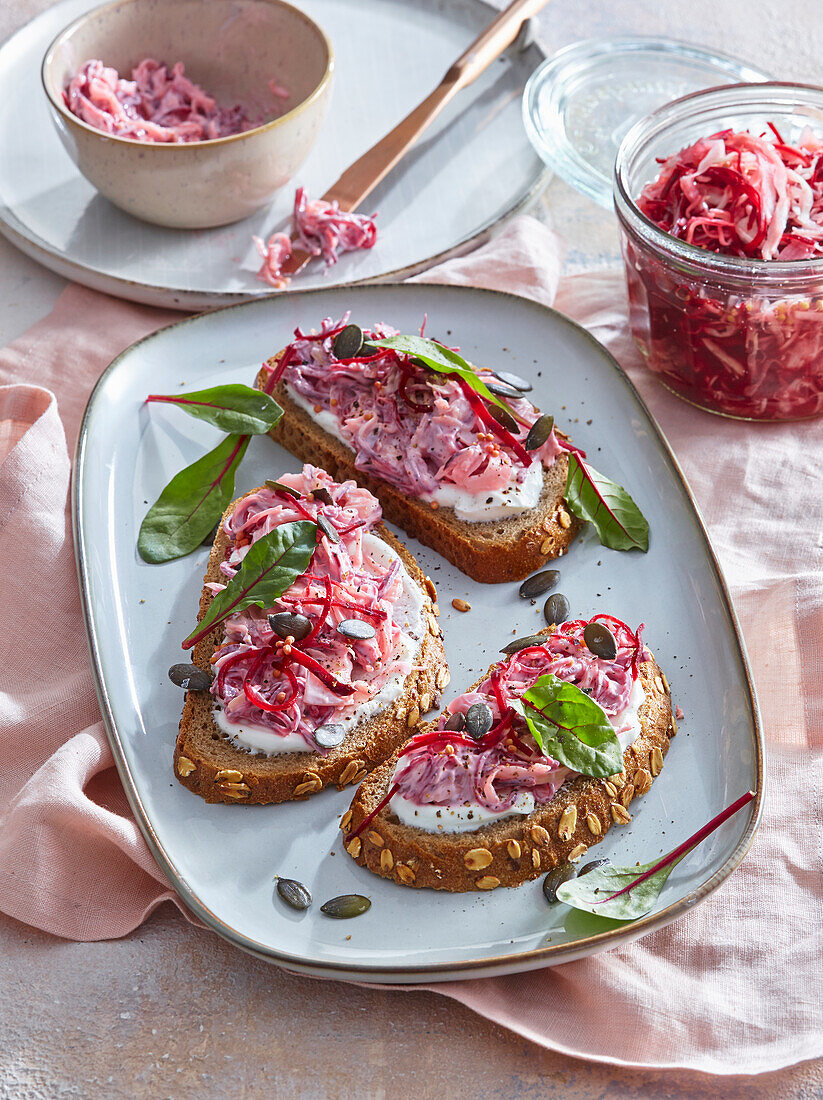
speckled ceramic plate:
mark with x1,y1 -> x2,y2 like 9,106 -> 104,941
0,0 -> 548,310
74,283 -> 763,982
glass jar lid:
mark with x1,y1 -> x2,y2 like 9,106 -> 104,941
522,37 -> 771,208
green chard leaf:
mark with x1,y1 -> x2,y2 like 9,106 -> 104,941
564,454 -> 650,552
146,384 -> 283,435
138,434 -> 250,564
556,855 -> 687,920
369,334 -> 512,413
554,790 -> 756,922
511,673 -> 623,778
182,520 -> 317,649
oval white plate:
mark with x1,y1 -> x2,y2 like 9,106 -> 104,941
0,0 -> 548,310
74,283 -> 762,982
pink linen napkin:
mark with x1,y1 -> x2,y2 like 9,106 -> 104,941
0,218 -> 820,1073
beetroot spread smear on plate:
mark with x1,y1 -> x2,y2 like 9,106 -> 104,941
65,58 -> 275,142
627,124 -> 823,419
254,188 -> 378,287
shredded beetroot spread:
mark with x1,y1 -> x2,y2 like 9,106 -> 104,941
254,188 -> 378,286
209,465 -> 423,752
388,616 -> 647,818
629,125 -> 823,419
638,126 -> 823,261
254,233 -> 293,289
262,315 -> 563,505
64,58 -> 261,142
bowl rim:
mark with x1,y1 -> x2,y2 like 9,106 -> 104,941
613,79 -> 823,277
40,0 -> 334,150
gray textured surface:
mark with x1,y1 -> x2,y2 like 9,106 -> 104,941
2,1 -> 822,1096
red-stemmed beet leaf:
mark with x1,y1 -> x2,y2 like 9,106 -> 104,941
182,520 -> 317,648
564,454 -> 650,552
146,384 -> 282,435
138,434 -> 251,564
556,790 -> 756,919
511,673 -> 623,777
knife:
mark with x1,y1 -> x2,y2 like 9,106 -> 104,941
278,0 -> 550,278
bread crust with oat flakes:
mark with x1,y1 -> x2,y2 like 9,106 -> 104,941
174,487 -> 447,806
254,355 -> 580,584
340,650 -> 675,892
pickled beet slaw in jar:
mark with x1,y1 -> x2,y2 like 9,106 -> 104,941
208,465 -> 424,753
65,58 -> 260,142
350,616 -> 649,838
262,315 -> 567,514
615,83 -> 823,420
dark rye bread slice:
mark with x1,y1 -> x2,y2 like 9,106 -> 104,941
341,655 -> 676,891
174,489 -> 448,805
255,355 -> 580,584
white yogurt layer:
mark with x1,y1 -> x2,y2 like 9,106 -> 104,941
419,460 -> 543,522
286,385 -> 542,523
390,788 -> 537,834
215,533 -> 426,755
614,677 -> 647,751
389,679 -> 648,834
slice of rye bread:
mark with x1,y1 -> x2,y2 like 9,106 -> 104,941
341,654 -> 676,891
174,489 -> 448,806
255,355 -> 580,584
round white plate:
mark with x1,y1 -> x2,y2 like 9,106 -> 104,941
74,282 -> 762,982
0,0 -> 548,310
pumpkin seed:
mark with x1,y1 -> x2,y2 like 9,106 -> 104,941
495,370 -> 532,393
488,403 -> 519,433
583,622 -> 618,660
337,619 -> 377,641
268,612 -> 312,641
486,380 -> 522,400
543,863 -> 577,904
265,479 -> 300,498
518,569 -> 560,599
444,711 -> 466,732
316,514 -> 340,543
500,633 -> 545,655
465,701 -> 493,739
276,877 -> 312,911
577,858 -> 611,877
360,342 -> 378,356
544,593 -> 570,626
320,893 -> 371,919
525,414 -> 555,451
311,486 -> 334,505
332,323 -> 364,360
168,663 -> 212,691
314,723 -> 346,749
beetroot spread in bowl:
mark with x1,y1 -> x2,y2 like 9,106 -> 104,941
614,82 -> 823,421
64,57 -> 272,143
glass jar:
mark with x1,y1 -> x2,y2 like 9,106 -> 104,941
614,82 -> 823,421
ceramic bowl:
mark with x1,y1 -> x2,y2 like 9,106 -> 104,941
41,0 -> 333,229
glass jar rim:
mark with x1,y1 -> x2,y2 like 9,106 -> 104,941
613,80 -> 823,280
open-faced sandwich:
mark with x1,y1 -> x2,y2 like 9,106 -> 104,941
173,464 -> 447,804
254,318 -> 581,583
341,615 -> 675,890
